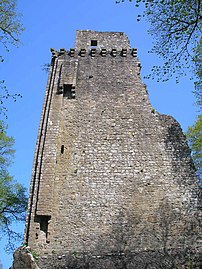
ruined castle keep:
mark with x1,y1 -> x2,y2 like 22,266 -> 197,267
22,31 -> 200,268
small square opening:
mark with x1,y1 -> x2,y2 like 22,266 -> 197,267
63,84 -> 75,99
91,40 -> 97,47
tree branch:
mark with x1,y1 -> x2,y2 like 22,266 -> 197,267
0,25 -> 19,42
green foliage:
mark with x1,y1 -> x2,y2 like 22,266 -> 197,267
0,3 -> 25,251
187,38 -> 201,181
31,250 -> 39,260
0,121 -> 27,252
193,38 -> 202,109
116,0 -> 202,82
0,0 -> 24,49
0,80 -> 22,118
0,0 -> 23,117
187,114 -> 202,179
22,241 -> 28,247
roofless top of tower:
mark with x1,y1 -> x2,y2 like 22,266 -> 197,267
11,29 -> 200,269
75,30 -> 131,51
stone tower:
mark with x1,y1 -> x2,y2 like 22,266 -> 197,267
17,31 -> 200,268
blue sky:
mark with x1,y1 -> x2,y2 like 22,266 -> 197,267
0,0 -> 198,268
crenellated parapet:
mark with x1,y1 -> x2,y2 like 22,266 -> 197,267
50,47 -> 138,58
50,46 -> 142,98
50,44 -> 142,98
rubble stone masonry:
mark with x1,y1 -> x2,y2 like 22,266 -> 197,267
13,31 -> 201,269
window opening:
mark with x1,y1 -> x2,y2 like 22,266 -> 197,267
63,84 -> 75,99
40,216 -> 50,236
61,145 -> 64,154
91,40 -> 97,47
35,215 -> 51,242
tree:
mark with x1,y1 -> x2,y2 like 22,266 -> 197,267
0,121 -> 27,252
187,115 -> 202,180
0,0 -> 23,49
0,80 -> 22,118
116,0 -> 202,82
193,37 -> 202,109
0,0 -> 26,253
0,0 -> 23,117
186,38 -> 202,181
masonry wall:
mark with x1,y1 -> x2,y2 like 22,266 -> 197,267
24,31 -> 201,268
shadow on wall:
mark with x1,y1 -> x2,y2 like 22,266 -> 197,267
40,198 -> 201,269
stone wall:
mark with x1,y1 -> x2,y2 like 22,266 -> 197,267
20,31 -> 201,268
75,30 -> 131,51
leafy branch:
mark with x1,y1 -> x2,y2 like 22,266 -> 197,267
0,0 -> 24,49
0,121 -> 27,252
116,0 -> 202,82
0,80 -> 22,118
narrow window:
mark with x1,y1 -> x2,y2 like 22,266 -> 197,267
91,40 -> 97,47
57,64 -> 63,94
61,145 -> 64,154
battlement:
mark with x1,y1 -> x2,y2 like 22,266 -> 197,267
50,47 -> 138,58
